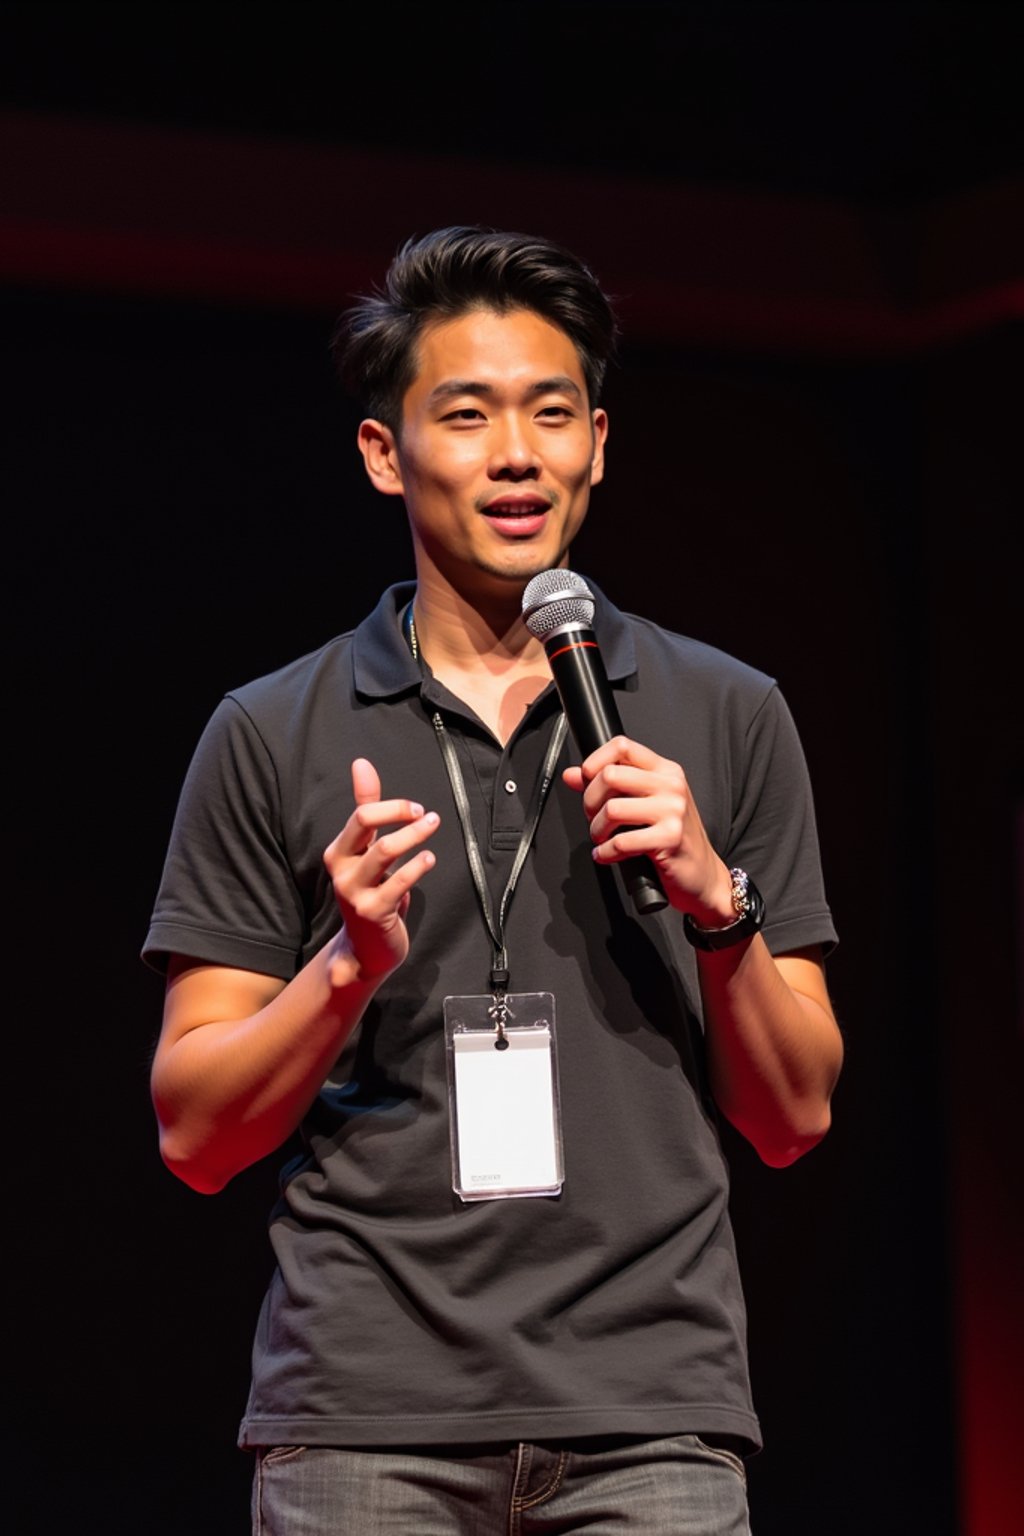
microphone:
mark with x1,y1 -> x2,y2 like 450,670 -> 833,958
522,570 -> 667,916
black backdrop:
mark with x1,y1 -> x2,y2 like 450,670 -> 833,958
4,6 -> 1023,1533
11,281 -> 1000,1535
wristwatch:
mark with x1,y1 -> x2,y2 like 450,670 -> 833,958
683,868 -> 766,951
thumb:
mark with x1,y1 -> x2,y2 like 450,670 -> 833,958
351,757 -> 382,805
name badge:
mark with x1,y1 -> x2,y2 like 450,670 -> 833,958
443,992 -> 564,1202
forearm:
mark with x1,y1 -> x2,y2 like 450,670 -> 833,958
151,934 -> 383,1194
564,737 -> 842,1164
698,938 -> 843,1167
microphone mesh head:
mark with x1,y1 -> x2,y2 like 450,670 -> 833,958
521,569 -> 595,639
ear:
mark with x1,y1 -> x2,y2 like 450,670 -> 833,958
357,419 -> 406,497
589,408 -> 609,488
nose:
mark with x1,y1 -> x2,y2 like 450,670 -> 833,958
488,413 -> 540,480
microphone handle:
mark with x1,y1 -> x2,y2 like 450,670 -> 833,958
544,628 -> 668,916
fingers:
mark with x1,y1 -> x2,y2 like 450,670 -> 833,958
324,759 -> 440,911
324,807 -> 439,882
588,794 -> 684,856
577,736 -> 666,782
562,739 -> 728,915
327,757 -> 430,860
562,739 -> 695,867
324,811 -> 439,983
321,762 -> 441,980
357,813 -> 441,888
349,756 -> 431,833
335,841 -> 438,921
563,737 -> 678,798
577,756 -> 687,826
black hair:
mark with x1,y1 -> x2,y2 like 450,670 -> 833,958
331,225 -> 618,431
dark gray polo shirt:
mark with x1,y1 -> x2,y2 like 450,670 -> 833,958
144,581 -> 837,1452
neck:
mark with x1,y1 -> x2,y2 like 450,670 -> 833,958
410,572 -> 544,674
409,571 -> 554,745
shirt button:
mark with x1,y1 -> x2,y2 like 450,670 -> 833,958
504,780 -> 517,794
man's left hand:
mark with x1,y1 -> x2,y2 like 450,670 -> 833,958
563,736 -> 736,926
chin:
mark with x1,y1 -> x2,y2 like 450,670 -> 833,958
478,549 -> 569,586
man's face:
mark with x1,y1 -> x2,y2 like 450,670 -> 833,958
361,307 -> 607,599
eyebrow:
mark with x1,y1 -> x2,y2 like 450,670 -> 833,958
425,376 -> 584,408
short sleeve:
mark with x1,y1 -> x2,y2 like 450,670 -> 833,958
142,697 -> 307,978
726,686 -> 838,956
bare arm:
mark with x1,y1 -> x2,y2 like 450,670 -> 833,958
564,737 -> 843,1167
150,759 -> 440,1193
695,940 -> 841,1166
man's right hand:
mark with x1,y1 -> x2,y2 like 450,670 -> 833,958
324,758 -> 440,983
152,758 -> 439,1191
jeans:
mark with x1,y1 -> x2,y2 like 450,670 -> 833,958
252,1434 -> 751,1535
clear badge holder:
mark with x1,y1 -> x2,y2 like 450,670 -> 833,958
443,991 -> 564,1202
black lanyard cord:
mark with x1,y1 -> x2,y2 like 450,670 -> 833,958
431,707 -> 567,987
406,603 -> 567,993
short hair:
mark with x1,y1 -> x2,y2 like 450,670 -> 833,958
331,225 -> 618,431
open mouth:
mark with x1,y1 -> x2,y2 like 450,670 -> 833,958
480,499 -> 551,535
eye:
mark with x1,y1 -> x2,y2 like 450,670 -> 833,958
441,406 -> 486,422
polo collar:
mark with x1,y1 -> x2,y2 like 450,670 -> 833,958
352,579 -> 638,700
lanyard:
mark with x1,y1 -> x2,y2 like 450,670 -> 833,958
404,604 -> 567,1012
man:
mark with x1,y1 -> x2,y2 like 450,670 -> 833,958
145,226 -> 842,1534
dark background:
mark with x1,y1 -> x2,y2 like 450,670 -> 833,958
4,5 -> 1022,1534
